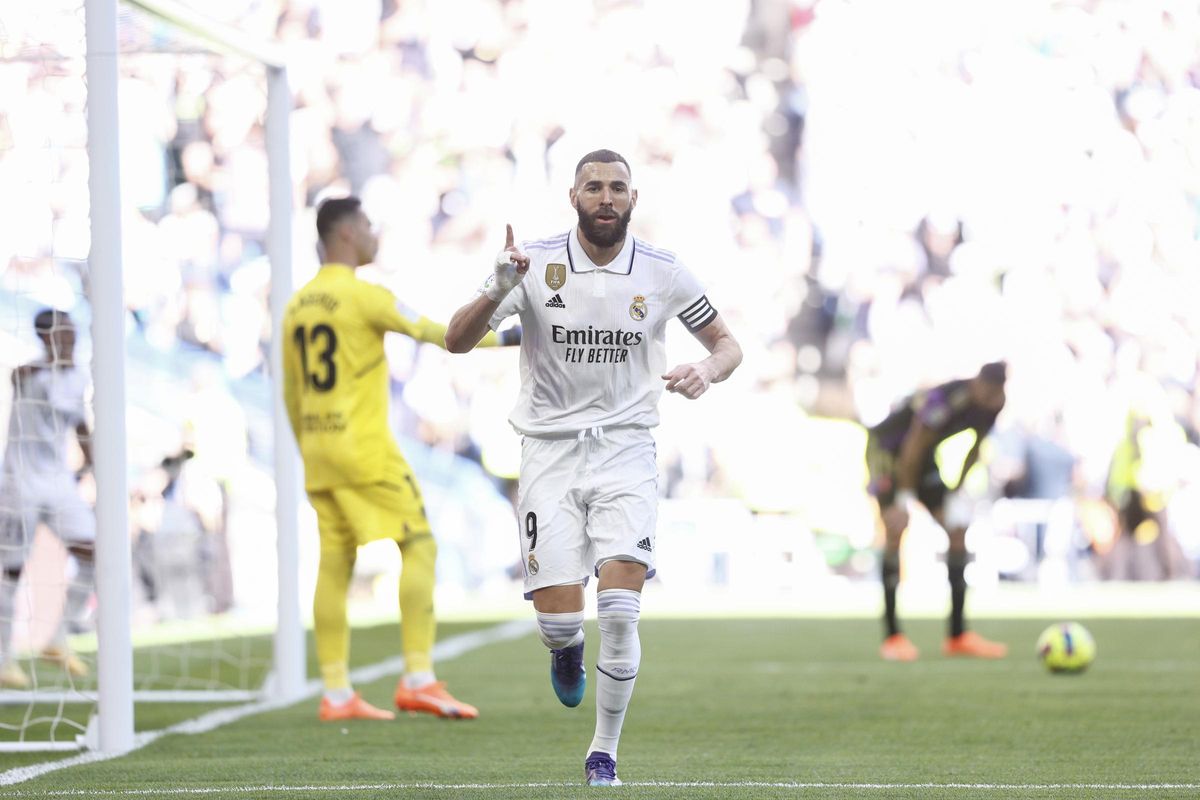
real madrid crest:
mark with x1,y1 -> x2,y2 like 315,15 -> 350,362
545,263 -> 567,291
527,554 -> 540,575
629,295 -> 647,321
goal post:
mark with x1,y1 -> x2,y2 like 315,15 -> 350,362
264,61 -> 305,707
85,0 -> 134,756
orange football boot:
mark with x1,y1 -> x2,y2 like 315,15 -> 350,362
394,681 -> 478,719
318,692 -> 396,721
40,645 -> 90,678
943,631 -> 1008,659
880,633 -> 919,662
0,660 -> 30,689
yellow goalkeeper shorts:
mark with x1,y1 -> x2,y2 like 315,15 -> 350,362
307,457 -> 432,548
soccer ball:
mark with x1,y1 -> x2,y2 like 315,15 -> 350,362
1036,622 -> 1096,674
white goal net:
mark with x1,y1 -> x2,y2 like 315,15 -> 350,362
0,0 -> 299,751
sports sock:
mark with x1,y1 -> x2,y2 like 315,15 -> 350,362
323,687 -> 355,705
0,568 -> 19,662
403,671 -> 436,690
589,588 -> 641,759
398,534 -> 437,676
314,543 -> 355,690
881,550 -> 901,637
947,550 -> 968,637
63,555 -> 94,635
535,609 -> 585,650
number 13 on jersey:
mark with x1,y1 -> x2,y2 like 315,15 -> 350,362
293,324 -> 338,391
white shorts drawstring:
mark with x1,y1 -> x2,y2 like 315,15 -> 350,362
576,426 -> 606,443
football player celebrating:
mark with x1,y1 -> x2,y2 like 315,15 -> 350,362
446,150 -> 742,785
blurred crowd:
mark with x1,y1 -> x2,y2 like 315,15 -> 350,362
0,0 -> 1197,622
790,0 -> 1200,581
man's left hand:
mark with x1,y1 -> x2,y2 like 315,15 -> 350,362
662,363 -> 715,400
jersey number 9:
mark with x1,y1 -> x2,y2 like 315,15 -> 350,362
293,324 -> 338,392
525,511 -> 537,551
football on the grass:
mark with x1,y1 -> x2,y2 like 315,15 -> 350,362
1036,622 -> 1096,674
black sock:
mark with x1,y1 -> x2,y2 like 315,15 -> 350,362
882,551 -> 901,637
947,550 -> 968,637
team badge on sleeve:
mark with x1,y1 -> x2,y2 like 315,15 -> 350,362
629,295 -> 647,321
545,263 -> 567,290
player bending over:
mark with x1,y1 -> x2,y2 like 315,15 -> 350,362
867,362 -> 1009,662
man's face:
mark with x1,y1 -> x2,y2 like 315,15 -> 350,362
570,161 -> 637,249
41,319 -> 76,363
350,209 -> 379,266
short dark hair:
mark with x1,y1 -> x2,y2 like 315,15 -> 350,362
979,361 -> 1007,385
574,149 -> 631,181
34,308 -> 70,335
315,196 -> 362,243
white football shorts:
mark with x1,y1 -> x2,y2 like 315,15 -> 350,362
516,425 -> 657,599
0,470 -> 95,569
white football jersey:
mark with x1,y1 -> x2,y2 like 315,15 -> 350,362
2,364 -> 89,478
485,227 -> 717,436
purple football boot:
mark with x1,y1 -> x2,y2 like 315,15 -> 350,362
584,751 -> 622,786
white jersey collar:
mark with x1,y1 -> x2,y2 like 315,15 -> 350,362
566,226 -> 634,275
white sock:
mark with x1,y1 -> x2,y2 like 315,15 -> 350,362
324,687 -> 355,705
0,569 -> 18,662
64,555 -> 95,631
589,588 -> 641,758
44,556 -> 92,651
403,671 -> 436,689
536,609 -> 585,651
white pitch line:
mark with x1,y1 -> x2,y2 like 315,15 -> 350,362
0,620 -> 534,788
5,780 -> 1200,796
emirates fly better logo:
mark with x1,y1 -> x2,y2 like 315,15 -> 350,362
553,325 -> 644,364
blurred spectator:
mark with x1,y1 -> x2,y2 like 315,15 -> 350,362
131,445 -> 227,620
1100,405 -> 1193,580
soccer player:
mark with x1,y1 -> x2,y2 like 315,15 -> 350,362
866,361 -> 1010,662
445,149 -> 743,786
0,309 -> 94,688
283,196 -> 516,721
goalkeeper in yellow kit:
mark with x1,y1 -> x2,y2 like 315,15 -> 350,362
283,196 -> 515,721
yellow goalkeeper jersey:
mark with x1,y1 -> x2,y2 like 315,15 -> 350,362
282,263 -> 497,491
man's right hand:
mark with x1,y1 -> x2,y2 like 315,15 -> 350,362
485,224 -> 530,302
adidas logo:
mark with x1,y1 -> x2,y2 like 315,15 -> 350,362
636,537 -> 652,552
545,294 -> 566,309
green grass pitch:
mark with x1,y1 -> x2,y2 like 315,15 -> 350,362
2,617 -> 1198,799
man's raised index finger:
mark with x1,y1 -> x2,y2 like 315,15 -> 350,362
505,224 -> 515,249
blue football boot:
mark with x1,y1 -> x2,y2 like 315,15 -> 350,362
549,640 -> 585,707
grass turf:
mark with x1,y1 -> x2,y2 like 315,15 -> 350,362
3,617 -> 1198,799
